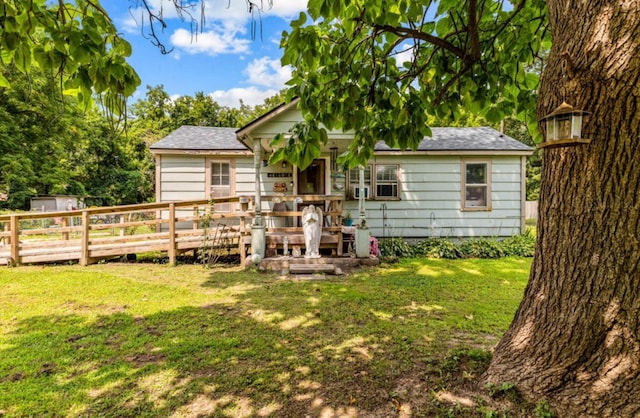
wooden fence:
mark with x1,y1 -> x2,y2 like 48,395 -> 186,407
525,201 -> 538,220
0,195 -> 344,266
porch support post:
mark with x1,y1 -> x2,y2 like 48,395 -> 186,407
355,165 -> 370,258
251,142 -> 266,261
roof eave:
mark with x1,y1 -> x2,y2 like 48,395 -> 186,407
374,149 -> 534,156
150,149 -> 253,156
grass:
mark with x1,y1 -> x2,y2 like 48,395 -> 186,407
0,258 -> 537,417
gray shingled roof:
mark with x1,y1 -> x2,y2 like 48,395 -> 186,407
150,126 -> 248,151
375,127 -> 532,152
152,125 -> 531,153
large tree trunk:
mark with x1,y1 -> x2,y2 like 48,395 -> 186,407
484,1 -> 640,416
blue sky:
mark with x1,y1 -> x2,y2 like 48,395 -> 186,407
102,1 -> 306,107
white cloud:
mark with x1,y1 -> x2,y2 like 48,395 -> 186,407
114,1 -> 305,57
118,1 -> 305,33
206,57 -> 289,108
170,27 -> 250,55
263,1 -> 306,19
204,0 -> 305,23
210,86 -> 279,107
244,57 -> 291,87
118,0 -> 191,34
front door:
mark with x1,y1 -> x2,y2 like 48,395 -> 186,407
297,159 -> 325,195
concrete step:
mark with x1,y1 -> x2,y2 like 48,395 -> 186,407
287,263 -> 342,275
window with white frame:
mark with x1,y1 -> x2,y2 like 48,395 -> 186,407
210,161 -> 232,211
462,160 -> 491,210
347,164 -> 400,200
376,164 -> 399,198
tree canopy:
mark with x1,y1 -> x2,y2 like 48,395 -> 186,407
278,0 -> 549,168
1,0 -> 140,116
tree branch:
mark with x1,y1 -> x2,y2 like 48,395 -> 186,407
363,21 -> 468,60
467,0 -> 481,61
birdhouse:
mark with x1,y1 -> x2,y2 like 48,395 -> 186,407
538,102 -> 591,148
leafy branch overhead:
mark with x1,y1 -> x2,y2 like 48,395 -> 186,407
0,0 -> 140,115
280,0 -> 549,168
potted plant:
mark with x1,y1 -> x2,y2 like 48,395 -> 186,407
344,211 -> 353,226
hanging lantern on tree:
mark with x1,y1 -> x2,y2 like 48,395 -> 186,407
538,102 -> 591,148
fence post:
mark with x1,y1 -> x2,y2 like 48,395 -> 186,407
10,215 -> 19,266
119,215 -> 126,237
61,216 -> 69,240
168,203 -> 176,266
193,206 -> 199,230
80,211 -> 90,266
3,221 -> 9,244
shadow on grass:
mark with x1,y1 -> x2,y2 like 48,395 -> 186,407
0,259 -> 531,417
2,310 -> 409,416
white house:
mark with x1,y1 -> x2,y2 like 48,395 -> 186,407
150,100 -> 533,240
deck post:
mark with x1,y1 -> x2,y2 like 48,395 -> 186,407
80,211 -> 90,266
251,142 -> 265,260
168,202 -> 176,266
9,215 -> 19,266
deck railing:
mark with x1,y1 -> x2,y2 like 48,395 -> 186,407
0,195 -> 344,266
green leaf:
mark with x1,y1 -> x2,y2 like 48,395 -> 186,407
0,72 -> 9,88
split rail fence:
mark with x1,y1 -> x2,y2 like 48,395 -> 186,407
0,195 -> 344,266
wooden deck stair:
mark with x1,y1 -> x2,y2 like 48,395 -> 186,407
287,263 -> 342,275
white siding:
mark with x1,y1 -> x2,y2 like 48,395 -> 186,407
343,155 -> 524,238
250,107 -> 353,140
235,158 -> 257,195
159,155 -> 206,201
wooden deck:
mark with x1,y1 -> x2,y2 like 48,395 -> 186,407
0,195 -> 346,267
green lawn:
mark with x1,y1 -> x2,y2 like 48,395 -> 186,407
0,258 -> 536,417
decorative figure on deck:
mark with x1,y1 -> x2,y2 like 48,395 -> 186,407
302,204 -> 323,258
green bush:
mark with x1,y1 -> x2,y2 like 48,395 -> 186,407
378,237 -> 415,258
500,229 -> 536,257
459,238 -> 506,259
376,232 -> 536,260
414,238 -> 461,259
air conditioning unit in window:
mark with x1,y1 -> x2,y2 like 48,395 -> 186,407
354,187 -> 369,198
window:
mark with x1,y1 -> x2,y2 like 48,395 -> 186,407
348,165 -> 371,199
209,161 -> 232,212
348,164 -> 399,200
462,160 -> 491,210
376,165 -> 398,198
211,161 -> 230,188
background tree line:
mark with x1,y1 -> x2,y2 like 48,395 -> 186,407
0,65 -> 540,211
0,65 -> 288,210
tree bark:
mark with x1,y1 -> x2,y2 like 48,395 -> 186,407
484,1 -> 640,416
